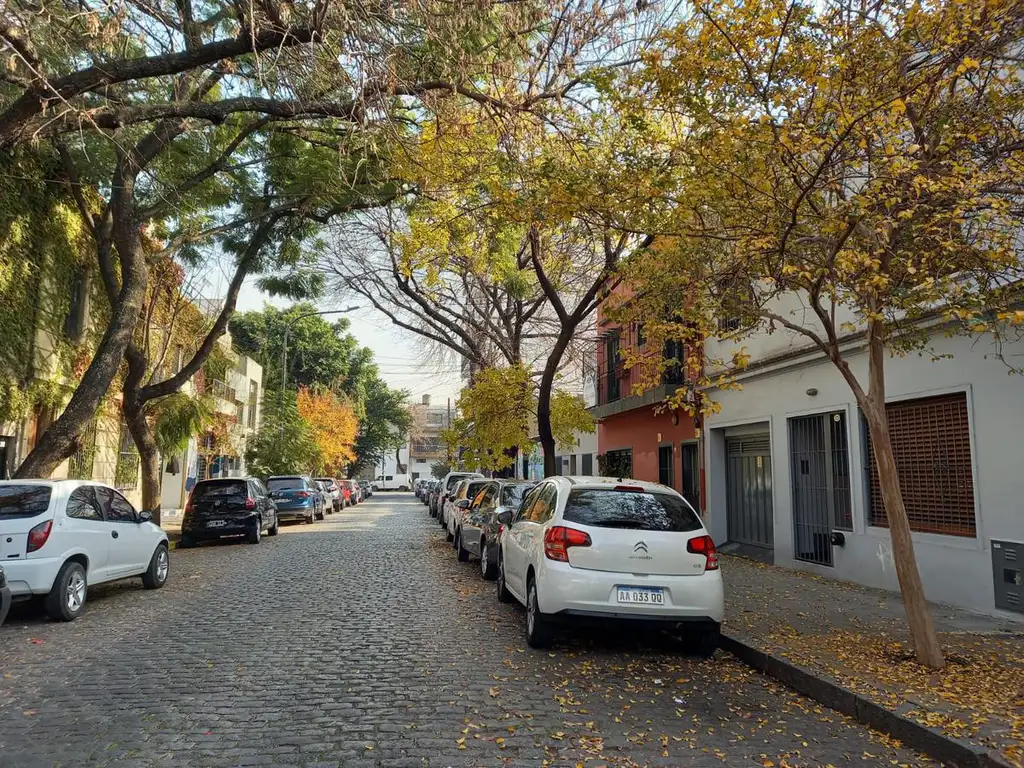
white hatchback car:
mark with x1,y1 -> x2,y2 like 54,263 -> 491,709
496,476 -> 723,653
0,480 -> 170,621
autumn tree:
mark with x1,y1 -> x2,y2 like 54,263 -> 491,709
296,387 -> 358,476
609,0 -> 1024,668
3,0 -> 567,479
443,365 -> 594,473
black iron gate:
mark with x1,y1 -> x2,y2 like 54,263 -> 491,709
788,412 -> 852,566
725,435 -> 774,554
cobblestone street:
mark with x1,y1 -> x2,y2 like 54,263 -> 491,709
0,494 -> 933,767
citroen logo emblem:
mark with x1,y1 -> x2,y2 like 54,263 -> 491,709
634,541 -> 648,553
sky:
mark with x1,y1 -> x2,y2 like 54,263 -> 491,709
234,274 -> 465,406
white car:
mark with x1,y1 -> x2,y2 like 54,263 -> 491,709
0,480 -> 170,621
495,476 -> 723,653
436,471 -> 484,527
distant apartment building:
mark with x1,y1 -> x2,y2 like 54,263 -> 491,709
160,336 -> 263,511
408,394 -> 451,480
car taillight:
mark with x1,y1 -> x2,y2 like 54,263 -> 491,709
687,535 -> 719,570
614,484 -> 645,492
543,526 -> 591,562
27,520 -> 52,553
296,491 -> 310,498
245,497 -> 256,510
183,488 -> 194,515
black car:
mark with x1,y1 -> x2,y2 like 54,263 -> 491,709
0,566 -> 10,628
180,477 -> 279,547
456,479 -> 536,579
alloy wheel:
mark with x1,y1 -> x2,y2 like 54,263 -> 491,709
156,549 -> 169,582
66,571 -> 86,612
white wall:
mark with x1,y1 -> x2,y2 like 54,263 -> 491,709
704,330 -> 1024,617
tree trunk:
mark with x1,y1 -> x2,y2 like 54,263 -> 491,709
863,335 -> 945,669
124,396 -> 163,525
537,334 -> 572,478
15,226 -> 148,479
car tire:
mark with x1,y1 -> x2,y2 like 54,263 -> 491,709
480,539 -> 497,580
398,485 -> 408,492
496,555 -> 514,604
456,529 -> 470,562
142,544 -> 170,589
689,627 -> 720,659
46,560 -> 87,621
305,512 -> 314,524
268,515 -> 280,536
179,535 -> 196,548
247,517 -> 262,545
525,578 -> 553,649
316,509 -> 325,521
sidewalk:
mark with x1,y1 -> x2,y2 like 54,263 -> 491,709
721,555 -> 1024,767
160,509 -> 183,548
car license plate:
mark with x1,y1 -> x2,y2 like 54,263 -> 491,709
616,587 -> 665,605
207,520 -> 226,528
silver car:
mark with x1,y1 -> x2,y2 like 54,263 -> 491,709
445,478 -> 492,541
453,480 -> 536,578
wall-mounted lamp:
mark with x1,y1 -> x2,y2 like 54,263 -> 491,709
806,388 -> 819,397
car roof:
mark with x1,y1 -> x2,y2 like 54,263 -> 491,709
545,475 -> 681,495
0,479 -> 116,493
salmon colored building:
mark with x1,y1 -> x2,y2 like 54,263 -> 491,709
590,314 -> 704,511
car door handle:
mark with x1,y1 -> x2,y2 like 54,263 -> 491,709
111,530 -> 119,539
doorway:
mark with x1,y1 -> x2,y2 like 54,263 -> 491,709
725,434 -> 774,558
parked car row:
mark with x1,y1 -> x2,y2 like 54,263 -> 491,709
0,471 -> 373,626
421,472 -> 724,654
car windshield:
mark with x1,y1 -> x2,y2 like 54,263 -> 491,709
501,484 -> 534,507
267,477 -> 304,491
0,485 -> 52,518
191,480 -> 247,500
563,489 -> 703,532
315,478 -> 335,487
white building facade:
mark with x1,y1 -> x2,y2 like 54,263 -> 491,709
702,320 -> 1024,618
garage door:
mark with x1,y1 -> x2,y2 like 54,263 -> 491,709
726,435 -> 774,556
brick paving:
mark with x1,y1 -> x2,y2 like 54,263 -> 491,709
0,495 -> 933,767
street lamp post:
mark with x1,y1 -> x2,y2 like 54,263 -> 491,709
279,307 -> 359,395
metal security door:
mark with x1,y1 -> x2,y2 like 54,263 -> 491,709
725,436 -> 774,555
789,413 -> 852,566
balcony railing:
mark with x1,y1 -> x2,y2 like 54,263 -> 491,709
210,379 -> 234,401
595,344 -> 691,406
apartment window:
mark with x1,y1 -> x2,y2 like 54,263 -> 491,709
114,423 -> 140,491
64,273 -> 88,342
658,444 -> 674,488
247,381 -> 258,429
663,340 -> 686,385
604,333 -> 621,402
635,322 -> 646,348
863,393 -> 976,537
600,448 -> 632,479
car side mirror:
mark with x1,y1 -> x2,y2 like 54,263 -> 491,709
497,510 -> 512,525
456,499 -> 470,509
138,509 -> 153,524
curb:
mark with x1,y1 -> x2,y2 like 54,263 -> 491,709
720,633 -> 1015,768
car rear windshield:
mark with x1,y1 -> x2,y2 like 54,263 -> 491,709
501,484 -> 534,507
267,477 -> 304,491
465,481 -> 488,499
0,485 -> 52,518
445,474 -> 472,491
563,489 -> 703,532
191,480 -> 247,500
